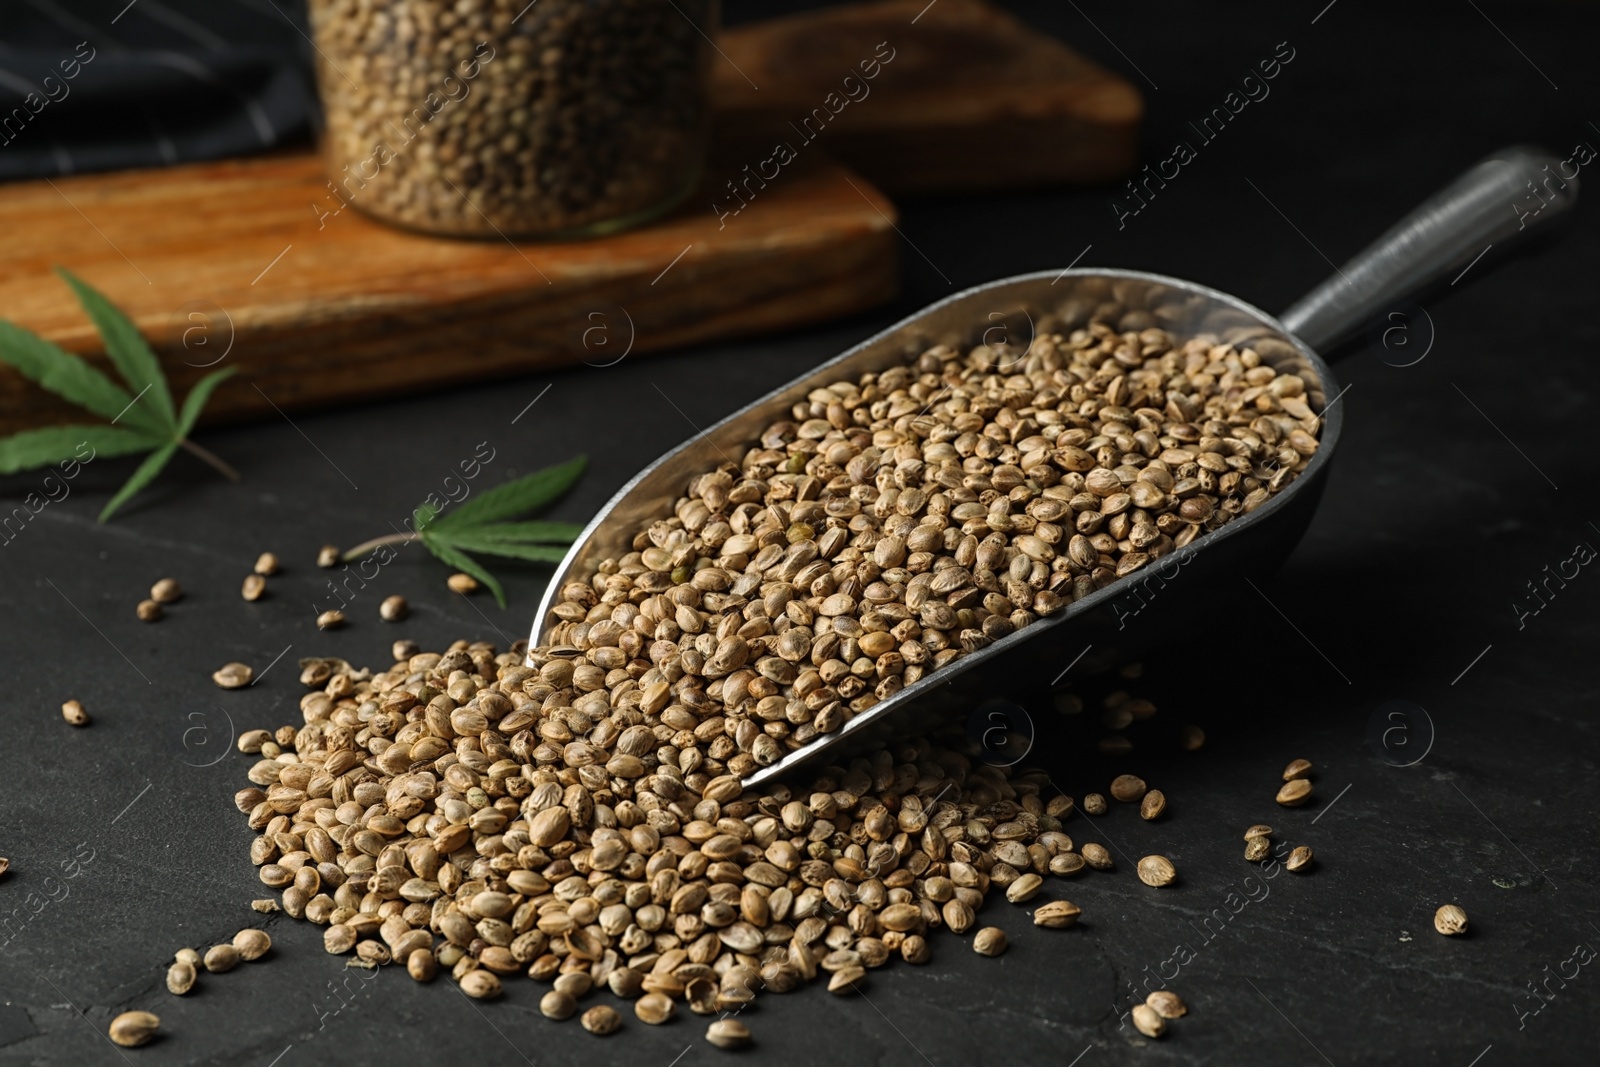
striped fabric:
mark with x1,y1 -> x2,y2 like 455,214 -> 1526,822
0,0 -> 316,181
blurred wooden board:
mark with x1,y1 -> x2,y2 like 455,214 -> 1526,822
714,0 -> 1143,194
0,143 -> 897,433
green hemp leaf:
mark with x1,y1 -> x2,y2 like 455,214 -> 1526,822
345,455 -> 587,608
0,268 -> 239,520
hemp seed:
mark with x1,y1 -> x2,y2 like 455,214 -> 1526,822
233,929 -> 271,960
136,598 -> 163,622
446,572 -> 479,594
254,552 -> 280,576
1032,900 -> 1082,928
635,993 -> 675,1025
1276,780 -> 1313,807
316,545 -> 340,568
581,1005 -> 622,1035
166,960 -> 196,995
109,1011 -> 160,1048
204,944 -> 240,973
1435,904 -> 1468,936
1131,1003 -> 1166,1038
150,578 -> 183,604
316,610 -> 345,631
1282,758 -> 1314,781
973,927 -> 1008,956
1139,790 -> 1166,821
1286,846 -> 1314,873
1110,775 -> 1147,802
1137,855 -> 1176,887
541,990 -> 577,1019
1146,990 -> 1186,1018
212,662 -> 253,689
707,1019 -> 752,1049
1006,873 -> 1044,903
379,595 -> 408,622
1081,844 -> 1113,870
1244,837 -> 1272,862
1178,725 -> 1205,750
242,574 -> 266,601
1084,793 -> 1108,816
460,970 -> 502,999
1049,852 -> 1087,876
61,699 -> 88,726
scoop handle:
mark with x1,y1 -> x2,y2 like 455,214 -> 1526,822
1280,145 -> 1578,352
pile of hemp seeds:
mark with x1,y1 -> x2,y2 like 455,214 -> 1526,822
217,317 -> 1325,1047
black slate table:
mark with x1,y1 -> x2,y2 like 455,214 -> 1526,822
3,2 -> 1598,1065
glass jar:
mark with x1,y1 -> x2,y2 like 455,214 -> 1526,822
306,0 -> 716,238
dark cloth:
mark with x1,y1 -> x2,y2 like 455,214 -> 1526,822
0,0 -> 316,181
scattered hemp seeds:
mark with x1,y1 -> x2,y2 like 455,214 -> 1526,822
460,970 -> 501,999
1435,904 -> 1469,936
379,595 -> 408,622
233,929 -> 272,960
1081,843 -> 1114,870
707,1019 -> 752,1049
581,1005 -> 622,1035
136,598 -> 163,622
1138,855 -> 1177,887
1147,990 -> 1187,1018
109,1011 -> 160,1048
973,928 -> 1008,956
60,699 -> 88,726
1276,780 -> 1313,807
1140,790 -> 1166,821
446,572 -> 479,594
166,959 -> 195,995
1110,775 -> 1147,802
541,990 -> 577,1019
150,578 -> 183,604
255,552 -> 281,576
212,662 -> 253,689
1131,1003 -> 1166,1038
242,574 -> 267,601
214,312 -> 1332,1041
203,944 -> 240,973
634,993 -> 675,1025
317,545 -> 340,568
1033,900 -> 1082,928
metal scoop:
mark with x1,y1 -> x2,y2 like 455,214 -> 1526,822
530,146 -> 1577,789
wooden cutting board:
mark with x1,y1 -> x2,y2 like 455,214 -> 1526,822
714,0 -> 1143,195
0,141 -> 897,433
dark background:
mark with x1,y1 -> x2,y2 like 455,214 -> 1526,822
4,1 -> 1599,1065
